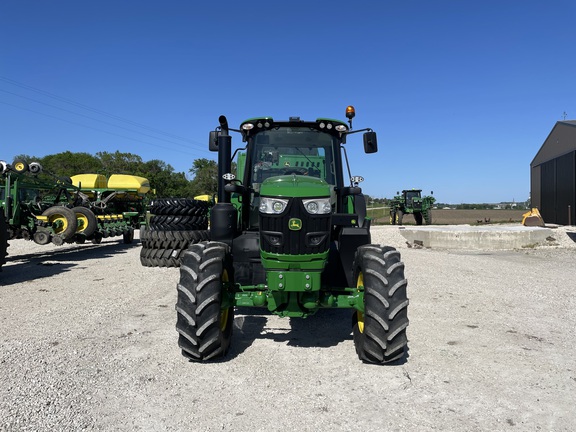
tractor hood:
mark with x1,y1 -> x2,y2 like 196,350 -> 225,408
259,175 -> 330,198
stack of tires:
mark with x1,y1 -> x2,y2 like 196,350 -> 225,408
140,198 -> 211,267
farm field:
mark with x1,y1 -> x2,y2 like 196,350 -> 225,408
369,208 -> 526,225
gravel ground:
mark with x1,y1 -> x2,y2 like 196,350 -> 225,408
1,225 -> 575,431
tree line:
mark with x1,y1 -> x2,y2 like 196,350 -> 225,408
11,152 -> 526,207
12,151 -> 218,199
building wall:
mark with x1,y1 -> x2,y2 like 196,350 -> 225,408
530,165 -> 541,209
532,122 -> 576,166
538,151 -> 575,225
531,122 -> 576,225
555,151 -> 576,225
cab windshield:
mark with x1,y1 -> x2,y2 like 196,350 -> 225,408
249,127 -> 337,189
405,191 -> 421,203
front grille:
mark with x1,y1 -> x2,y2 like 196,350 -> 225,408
412,200 -> 422,210
259,198 -> 330,255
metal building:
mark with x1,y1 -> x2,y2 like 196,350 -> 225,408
530,120 -> 576,225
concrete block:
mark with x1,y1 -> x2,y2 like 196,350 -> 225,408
399,225 -> 555,250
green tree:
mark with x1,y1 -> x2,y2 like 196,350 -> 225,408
11,150 -> 200,199
189,158 -> 218,197
141,159 -> 194,198
38,151 -> 103,177
12,154 -> 38,163
96,151 -> 143,177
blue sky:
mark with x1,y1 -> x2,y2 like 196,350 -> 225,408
1,1 -> 574,203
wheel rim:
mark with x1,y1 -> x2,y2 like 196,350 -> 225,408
76,214 -> 89,233
48,213 -> 70,235
14,161 -> 26,172
356,271 -> 365,333
220,269 -> 230,331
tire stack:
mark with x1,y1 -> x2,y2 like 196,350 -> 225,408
140,198 -> 211,267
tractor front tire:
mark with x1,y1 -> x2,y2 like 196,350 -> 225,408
397,211 -> 404,225
352,245 -> 409,364
176,242 -> 234,362
424,210 -> 432,225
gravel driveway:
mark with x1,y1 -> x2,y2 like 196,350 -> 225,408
1,226 -> 575,431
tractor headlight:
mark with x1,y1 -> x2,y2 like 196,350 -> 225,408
303,198 -> 331,214
259,197 -> 289,214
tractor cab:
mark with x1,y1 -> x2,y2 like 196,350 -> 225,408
403,189 -> 423,211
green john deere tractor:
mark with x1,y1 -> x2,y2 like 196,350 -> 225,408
390,189 -> 435,225
175,107 -> 409,364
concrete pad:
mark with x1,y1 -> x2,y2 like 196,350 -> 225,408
399,225 -> 555,250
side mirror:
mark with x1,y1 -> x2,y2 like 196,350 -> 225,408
224,183 -> 248,194
209,131 -> 219,152
363,131 -> 378,154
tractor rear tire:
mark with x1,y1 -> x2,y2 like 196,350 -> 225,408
352,245 -> 409,364
149,214 -> 208,231
390,210 -> 397,225
141,228 -> 209,245
139,227 -> 209,267
149,198 -> 210,217
176,242 -> 234,362
141,246 -> 185,268
0,209 -> 8,271
42,206 -> 78,241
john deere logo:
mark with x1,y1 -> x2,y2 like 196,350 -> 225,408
289,218 -> 302,230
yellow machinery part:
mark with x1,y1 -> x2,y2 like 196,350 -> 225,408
71,174 -> 108,189
522,208 -> 545,227
107,174 -> 150,194
71,174 -> 151,195
194,194 -> 213,202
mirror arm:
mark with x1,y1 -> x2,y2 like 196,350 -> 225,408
342,127 -> 373,136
